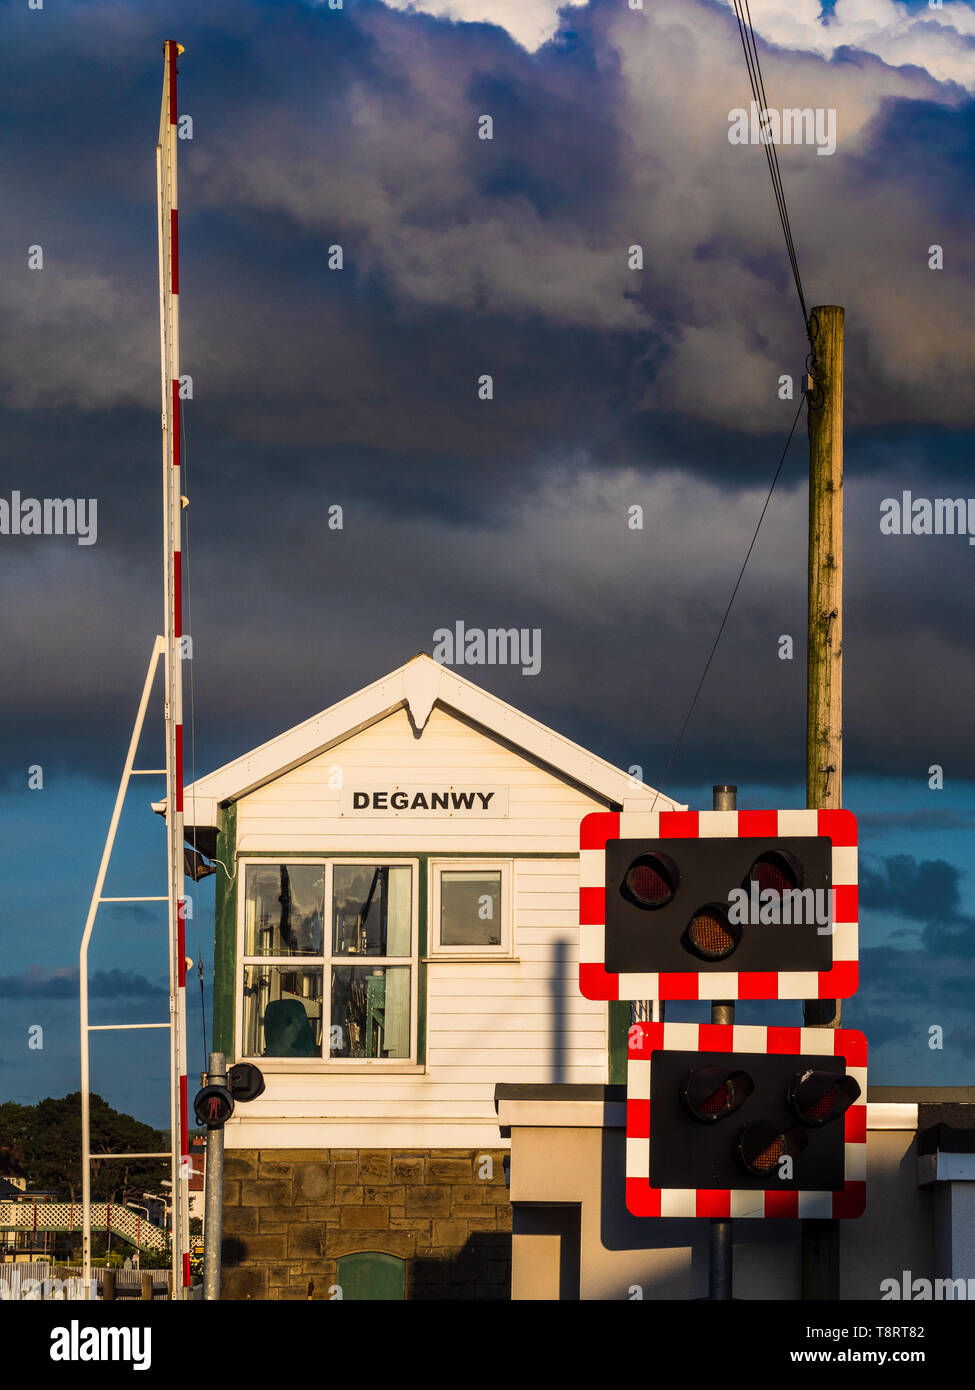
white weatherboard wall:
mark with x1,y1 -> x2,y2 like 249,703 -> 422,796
235,705 -> 604,855
225,704 -> 608,1150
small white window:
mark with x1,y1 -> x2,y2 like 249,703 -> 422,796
430,861 -> 512,956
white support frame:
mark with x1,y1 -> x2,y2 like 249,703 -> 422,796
79,637 -> 173,1288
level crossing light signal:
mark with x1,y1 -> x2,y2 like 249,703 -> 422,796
193,1084 -> 234,1130
193,1064 -> 265,1129
625,1022 -> 867,1220
228,1062 -> 266,1103
579,808 -> 858,1002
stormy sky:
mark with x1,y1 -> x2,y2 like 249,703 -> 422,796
1,0 -> 974,1126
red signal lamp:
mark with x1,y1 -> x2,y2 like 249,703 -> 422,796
680,1066 -> 754,1124
789,1069 -> 861,1128
623,852 -> 679,909
746,849 -> 803,895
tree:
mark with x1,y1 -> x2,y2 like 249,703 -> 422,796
0,1094 -> 169,1205
0,1127 -> 27,1182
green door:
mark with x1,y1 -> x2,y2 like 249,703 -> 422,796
336,1251 -> 406,1300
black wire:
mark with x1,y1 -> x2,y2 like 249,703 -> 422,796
738,1 -> 809,338
738,8 -> 805,328
732,0 -> 811,347
737,1 -> 806,325
197,947 -> 208,1072
649,393 -> 806,808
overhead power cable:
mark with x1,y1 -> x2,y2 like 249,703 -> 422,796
731,0 -> 811,347
649,392 -> 806,808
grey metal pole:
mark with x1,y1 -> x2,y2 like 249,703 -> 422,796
203,1051 -> 226,1301
709,784 -> 736,1300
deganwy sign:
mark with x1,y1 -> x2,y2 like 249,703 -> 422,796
340,786 -> 509,816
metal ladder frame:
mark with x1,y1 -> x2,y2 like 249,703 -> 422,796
79,636 -> 184,1294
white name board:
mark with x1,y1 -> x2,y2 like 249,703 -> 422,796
340,785 -> 509,817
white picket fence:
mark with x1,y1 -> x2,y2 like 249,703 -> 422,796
0,1261 -> 172,1301
0,1262 -> 96,1301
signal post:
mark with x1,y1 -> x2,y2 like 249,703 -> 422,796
579,793 -> 865,1296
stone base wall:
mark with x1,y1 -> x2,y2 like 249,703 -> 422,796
221,1148 -> 512,1300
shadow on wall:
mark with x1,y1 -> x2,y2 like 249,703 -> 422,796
597,1126 -> 800,1300
221,1231 -> 512,1301
599,1124 -> 706,1299
552,936 -> 568,1085
409,1232 -> 511,1300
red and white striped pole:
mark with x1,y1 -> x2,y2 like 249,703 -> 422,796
157,38 -> 190,1297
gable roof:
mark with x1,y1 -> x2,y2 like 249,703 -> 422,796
163,653 -> 684,832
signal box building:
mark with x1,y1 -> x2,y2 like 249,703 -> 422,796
180,654 -> 681,1300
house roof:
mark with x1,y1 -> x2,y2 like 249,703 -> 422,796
0,1177 -> 24,1199
160,653 -> 683,832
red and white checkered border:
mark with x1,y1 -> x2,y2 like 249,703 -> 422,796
625,1021 -> 867,1220
579,809 -> 858,1002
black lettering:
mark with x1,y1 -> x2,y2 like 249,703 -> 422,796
430,792 -> 449,810
373,792 -> 388,809
352,792 -> 369,809
411,792 -> 429,809
451,792 -> 476,810
390,791 -> 408,809
476,792 -> 494,810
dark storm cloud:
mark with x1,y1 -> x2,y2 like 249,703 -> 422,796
1,0 -> 974,793
0,967 -> 166,1000
854,940 -> 975,1057
3,0 -> 973,447
860,853 -> 975,959
3,457 -> 975,789
858,809 -> 975,835
853,848 -> 975,1054
860,853 -> 970,923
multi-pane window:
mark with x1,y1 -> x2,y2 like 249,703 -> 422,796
240,861 -> 415,1061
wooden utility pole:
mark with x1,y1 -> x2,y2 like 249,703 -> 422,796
802,304 -> 844,1299
805,305 -> 844,835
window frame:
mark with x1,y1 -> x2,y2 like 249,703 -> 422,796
236,856 -> 421,1069
428,858 -> 513,959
